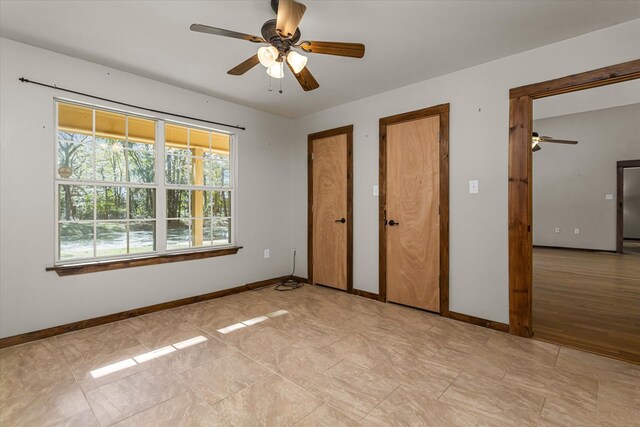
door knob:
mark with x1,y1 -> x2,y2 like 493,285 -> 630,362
335,218 -> 346,223
388,220 -> 399,226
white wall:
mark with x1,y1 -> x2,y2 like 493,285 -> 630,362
290,19 -> 640,324
0,38 -> 296,338
624,168 -> 640,239
533,104 -> 640,251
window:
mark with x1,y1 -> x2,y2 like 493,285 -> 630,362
55,101 -> 234,263
164,123 -> 232,250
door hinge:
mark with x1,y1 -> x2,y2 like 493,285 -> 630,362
311,153 -> 314,160
311,204 -> 314,212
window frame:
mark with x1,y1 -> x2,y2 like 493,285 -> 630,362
53,98 -> 237,266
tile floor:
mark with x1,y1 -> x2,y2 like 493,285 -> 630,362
1,284 -> 639,426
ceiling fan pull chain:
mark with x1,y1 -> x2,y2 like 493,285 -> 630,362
268,74 -> 273,92
279,62 -> 284,94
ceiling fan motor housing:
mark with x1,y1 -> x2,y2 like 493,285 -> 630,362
261,19 -> 300,56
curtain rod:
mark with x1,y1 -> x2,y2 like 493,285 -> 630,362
18,77 -> 246,131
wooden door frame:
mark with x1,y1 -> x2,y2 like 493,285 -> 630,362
308,125 -> 354,292
379,104 -> 450,316
617,159 -> 640,253
508,59 -> 640,337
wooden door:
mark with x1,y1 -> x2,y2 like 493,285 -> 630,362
385,115 -> 440,311
311,131 -> 350,290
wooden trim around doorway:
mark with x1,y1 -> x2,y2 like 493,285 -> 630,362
508,59 -> 640,337
379,104 -> 450,316
308,125 -> 354,292
617,159 -> 640,253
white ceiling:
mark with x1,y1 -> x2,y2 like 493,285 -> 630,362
1,1 -> 639,118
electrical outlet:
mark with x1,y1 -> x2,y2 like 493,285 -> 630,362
373,185 -> 379,196
605,194 -> 613,200
264,249 -> 270,259
554,227 -> 560,233
574,228 -> 580,235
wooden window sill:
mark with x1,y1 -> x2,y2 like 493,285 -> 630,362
46,246 -> 243,276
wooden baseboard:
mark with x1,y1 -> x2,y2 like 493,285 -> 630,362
351,289 -> 379,300
533,245 -> 616,253
448,311 -> 510,333
0,275 -> 306,349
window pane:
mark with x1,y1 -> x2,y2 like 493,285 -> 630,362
204,156 -> 230,187
192,157 -> 205,186
96,222 -> 127,257
212,217 -> 231,245
212,133 -> 231,186
128,149 -> 155,183
58,103 -> 93,136
57,140 -> 93,180
202,219 -> 213,246
189,128 -> 210,152
192,218 -> 207,247
96,138 -> 127,182
96,109 -> 126,140
167,219 -> 190,249
211,191 -> 231,217
59,185 -> 94,221
59,222 -> 94,260
129,221 -> 155,254
191,190 -> 208,218
128,116 -> 155,144
97,186 -> 127,220
203,191 -> 212,217
129,188 -> 155,219
165,155 -> 191,185
166,189 -> 190,218
165,123 -> 188,155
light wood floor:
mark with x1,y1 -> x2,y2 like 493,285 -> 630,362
533,247 -> 640,363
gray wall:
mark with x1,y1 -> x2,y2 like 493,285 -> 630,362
624,168 -> 640,239
533,104 -> 640,251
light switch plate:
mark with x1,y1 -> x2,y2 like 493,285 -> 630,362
373,185 -> 379,197
264,249 -> 270,259
574,228 -> 580,235
605,194 -> 613,200
469,180 -> 479,194
554,227 -> 560,233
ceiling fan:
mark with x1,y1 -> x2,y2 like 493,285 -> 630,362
532,132 -> 578,152
190,0 -> 365,92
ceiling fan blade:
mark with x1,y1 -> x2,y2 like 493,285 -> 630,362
190,24 -> 265,43
539,137 -> 578,145
299,41 -> 365,58
276,0 -> 307,39
286,62 -> 319,91
227,55 -> 261,76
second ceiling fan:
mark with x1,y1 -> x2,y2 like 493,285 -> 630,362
532,132 -> 578,152
191,0 -> 365,92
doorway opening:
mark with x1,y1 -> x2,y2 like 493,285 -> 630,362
618,161 -> 640,254
508,59 -> 640,362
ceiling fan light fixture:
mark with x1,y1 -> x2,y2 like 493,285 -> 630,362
266,61 -> 284,79
258,46 -> 279,67
287,51 -> 308,74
